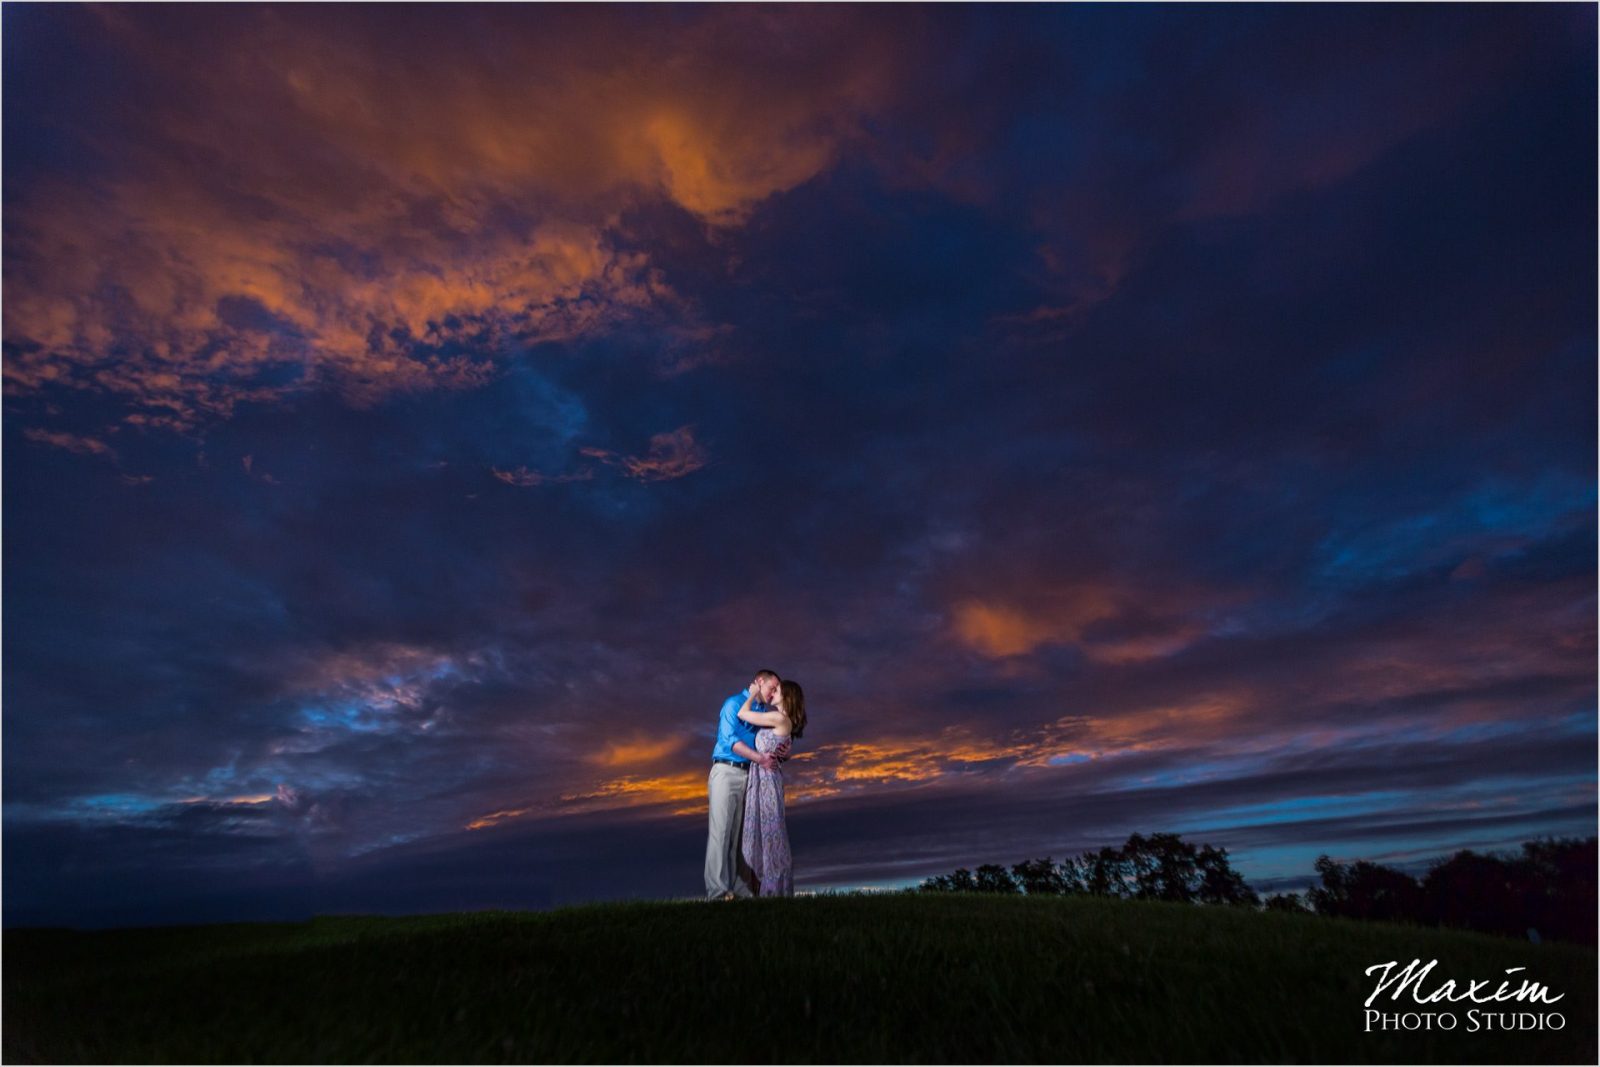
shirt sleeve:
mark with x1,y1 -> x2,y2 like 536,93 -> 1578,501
716,695 -> 744,758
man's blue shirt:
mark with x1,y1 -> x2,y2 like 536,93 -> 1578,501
711,688 -> 763,763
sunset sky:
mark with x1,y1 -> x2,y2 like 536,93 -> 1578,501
3,4 -> 1595,928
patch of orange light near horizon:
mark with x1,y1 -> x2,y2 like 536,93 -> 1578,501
560,771 -> 708,809
178,793 -> 277,805
465,806 -> 533,831
588,735 -> 689,768
460,688 -> 1276,827
552,694 -> 1261,817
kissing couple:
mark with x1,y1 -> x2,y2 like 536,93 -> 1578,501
704,669 -> 807,900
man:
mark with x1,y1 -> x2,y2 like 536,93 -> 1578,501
705,669 -> 781,901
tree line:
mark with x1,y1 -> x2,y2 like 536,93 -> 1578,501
916,831 -> 1597,945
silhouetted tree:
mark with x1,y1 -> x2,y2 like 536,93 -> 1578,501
1516,836 -> 1597,945
1422,849 -> 1522,939
915,834 -> 1595,944
1298,837 -> 1596,943
1090,833 -> 1259,906
1306,856 -> 1423,925
1011,857 -> 1069,895
919,867 -> 980,893
1057,857 -> 1087,895
1056,854 -> 1087,895
975,863 -> 1020,893
1125,832 -> 1200,902
1196,844 -> 1260,906
1263,891 -> 1311,913
1078,845 -> 1133,898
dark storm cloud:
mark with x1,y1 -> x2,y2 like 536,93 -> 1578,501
3,4 -> 1594,926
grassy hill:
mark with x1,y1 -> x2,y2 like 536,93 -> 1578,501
4,893 -> 1594,1063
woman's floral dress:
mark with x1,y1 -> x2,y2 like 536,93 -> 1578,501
740,727 -> 793,896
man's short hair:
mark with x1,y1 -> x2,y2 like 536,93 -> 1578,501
755,668 -> 781,682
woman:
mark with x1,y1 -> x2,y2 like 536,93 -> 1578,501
737,679 -> 806,897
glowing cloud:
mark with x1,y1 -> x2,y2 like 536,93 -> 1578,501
581,426 -> 709,482
2,6 -> 924,438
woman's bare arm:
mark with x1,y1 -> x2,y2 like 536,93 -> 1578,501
738,705 -> 787,728
737,690 -> 787,728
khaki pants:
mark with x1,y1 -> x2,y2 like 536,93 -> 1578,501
705,762 -> 755,899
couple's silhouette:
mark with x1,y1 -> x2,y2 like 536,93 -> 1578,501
704,669 -> 807,899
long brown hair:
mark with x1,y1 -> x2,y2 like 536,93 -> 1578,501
780,679 -> 806,739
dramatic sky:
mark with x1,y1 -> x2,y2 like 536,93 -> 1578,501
3,4 -> 1595,928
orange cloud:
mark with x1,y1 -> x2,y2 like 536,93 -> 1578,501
952,602 -> 1058,658
1064,693 -> 1256,751
1079,627 -> 1209,666
950,585 -> 1119,658
457,685 -> 1272,828
948,576 -> 1238,665
808,729 -> 1086,787
20,428 -> 118,461
463,764 -> 712,828
3,7 -> 925,436
581,425 -> 709,482
825,741 -> 943,784
490,465 -> 596,488
178,793 -> 276,806
588,735 -> 690,769
491,425 -> 707,487
465,806 -> 534,831
559,771 -> 710,815
545,724 -> 1111,820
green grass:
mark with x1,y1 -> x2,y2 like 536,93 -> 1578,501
4,894 -> 1594,1063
